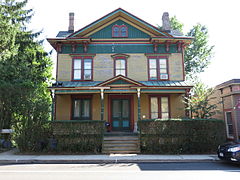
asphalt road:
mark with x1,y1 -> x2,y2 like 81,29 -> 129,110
0,162 -> 239,180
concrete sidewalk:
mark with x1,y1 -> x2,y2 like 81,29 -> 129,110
0,149 -> 219,164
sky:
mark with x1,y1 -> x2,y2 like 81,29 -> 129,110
25,0 -> 240,87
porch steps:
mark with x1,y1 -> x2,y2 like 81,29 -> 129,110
102,133 -> 140,154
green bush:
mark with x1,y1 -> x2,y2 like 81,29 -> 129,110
138,119 -> 226,154
51,120 -> 105,153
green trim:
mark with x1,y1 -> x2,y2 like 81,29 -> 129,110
52,120 -> 103,123
56,90 -> 99,93
105,89 -> 136,92
141,89 -> 185,92
70,9 -> 166,37
61,44 -> 178,54
91,20 -> 151,39
141,118 -> 223,122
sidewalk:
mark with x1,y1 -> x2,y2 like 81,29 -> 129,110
0,149 -> 219,164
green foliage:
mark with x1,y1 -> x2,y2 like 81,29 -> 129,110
138,119 -> 226,154
169,16 -> 214,78
0,0 -> 53,151
185,82 -> 217,119
185,24 -> 214,77
170,16 -> 184,33
52,121 -> 105,153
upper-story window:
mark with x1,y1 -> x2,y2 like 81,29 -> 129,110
148,56 -> 169,80
112,25 -> 128,37
112,54 -> 129,76
115,58 -> 126,76
72,57 -> 93,81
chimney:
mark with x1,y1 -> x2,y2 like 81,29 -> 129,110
68,12 -> 74,33
162,12 -> 171,32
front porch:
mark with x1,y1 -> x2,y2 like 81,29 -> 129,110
50,75 -> 192,132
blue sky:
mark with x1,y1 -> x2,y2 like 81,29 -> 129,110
25,0 -> 240,87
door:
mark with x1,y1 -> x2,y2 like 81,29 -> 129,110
111,98 -> 131,131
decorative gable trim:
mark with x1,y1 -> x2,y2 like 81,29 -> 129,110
96,75 -> 146,87
68,8 -> 168,38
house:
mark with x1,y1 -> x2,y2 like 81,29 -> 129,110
212,79 -> 240,141
47,8 -> 192,133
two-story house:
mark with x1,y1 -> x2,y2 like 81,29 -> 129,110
212,79 -> 240,141
47,8 -> 192,132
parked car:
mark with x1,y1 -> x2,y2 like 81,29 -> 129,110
217,141 -> 240,162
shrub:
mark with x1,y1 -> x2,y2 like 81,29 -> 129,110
138,119 -> 226,154
51,120 -> 105,153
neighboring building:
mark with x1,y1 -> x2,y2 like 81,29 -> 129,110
212,79 -> 240,140
47,8 -> 192,132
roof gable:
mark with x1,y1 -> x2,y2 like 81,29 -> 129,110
69,8 -> 169,38
97,75 -> 145,87
90,19 -> 151,39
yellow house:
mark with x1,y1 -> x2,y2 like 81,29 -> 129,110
47,8 -> 192,133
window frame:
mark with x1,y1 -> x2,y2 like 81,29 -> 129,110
147,56 -> 169,81
225,111 -> 234,138
112,25 -> 128,38
113,56 -> 128,77
71,95 -> 92,120
149,95 -> 170,119
72,56 -> 93,81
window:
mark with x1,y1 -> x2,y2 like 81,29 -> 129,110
72,98 -> 91,120
225,112 -> 234,137
150,96 -> 169,119
115,59 -> 126,76
112,25 -> 128,37
148,57 -> 169,80
72,57 -> 93,80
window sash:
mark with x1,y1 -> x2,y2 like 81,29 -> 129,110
73,99 -> 91,120
225,112 -> 233,136
115,59 -> 126,76
73,58 -> 92,80
150,96 -> 169,119
148,57 -> 168,80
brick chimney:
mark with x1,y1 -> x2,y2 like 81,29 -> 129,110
162,12 -> 171,32
68,12 -> 74,33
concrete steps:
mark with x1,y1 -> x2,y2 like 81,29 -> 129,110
102,133 -> 140,154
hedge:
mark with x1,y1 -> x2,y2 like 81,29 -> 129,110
138,119 -> 226,154
51,120 -> 105,153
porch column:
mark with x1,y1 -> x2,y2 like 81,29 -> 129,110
100,89 -> 104,121
50,89 -> 55,121
137,88 -> 141,121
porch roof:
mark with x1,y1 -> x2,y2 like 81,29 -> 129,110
50,80 -> 192,89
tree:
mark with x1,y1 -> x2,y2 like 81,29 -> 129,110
169,17 -> 214,78
185,82 -> 217,119
0,0 -> 52,151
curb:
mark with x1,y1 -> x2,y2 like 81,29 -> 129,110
0,158 -> 219,164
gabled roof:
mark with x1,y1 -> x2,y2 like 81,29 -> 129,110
68,8 -> 170,38
97,75 -> 146,87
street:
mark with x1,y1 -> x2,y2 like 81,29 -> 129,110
0,162 -> 239,180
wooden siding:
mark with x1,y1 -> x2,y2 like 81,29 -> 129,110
127,54 -> 148,81
57,53 -> 184,82
56,95 -> 71,120
60,44 -> 178,54
93,54 -> 113,81
169,53 -> 184,81
90,19 -> 151,39
170,94 -> 185,118
57,54 -> 72,81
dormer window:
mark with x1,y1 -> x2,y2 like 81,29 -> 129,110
112,25 -> 128,37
